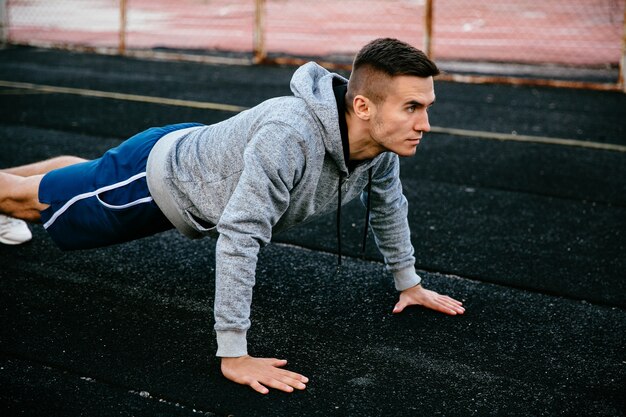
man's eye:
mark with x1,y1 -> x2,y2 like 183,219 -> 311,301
407,106 -> 416,113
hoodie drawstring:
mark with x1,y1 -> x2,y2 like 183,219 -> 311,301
336,167 -> 373,267
361,167 -> 373,259
336,174 -> 343,266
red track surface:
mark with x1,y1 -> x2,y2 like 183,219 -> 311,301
7,0 -> 625,66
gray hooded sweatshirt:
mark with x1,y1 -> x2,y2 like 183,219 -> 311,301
147,62 -> 422,357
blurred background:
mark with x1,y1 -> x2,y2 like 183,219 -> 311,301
2,0 -> 625,89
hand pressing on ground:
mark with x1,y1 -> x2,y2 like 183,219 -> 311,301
221,355 -> 309,394
393,284 -> 465,316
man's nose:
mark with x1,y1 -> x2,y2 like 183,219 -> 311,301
414,111 -> 430,133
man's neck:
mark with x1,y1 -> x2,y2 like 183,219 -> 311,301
345,110 -> 383,161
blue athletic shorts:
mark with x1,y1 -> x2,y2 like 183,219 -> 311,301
39,123 -> 203,251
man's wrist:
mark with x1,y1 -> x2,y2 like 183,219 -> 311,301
216,330 -> 248,357
392,266 -> 422,291
404,282 -> 423,291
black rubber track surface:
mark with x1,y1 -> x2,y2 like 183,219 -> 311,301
1,47 -> 625,416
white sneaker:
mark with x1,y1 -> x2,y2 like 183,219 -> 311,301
0,214 -> 33,245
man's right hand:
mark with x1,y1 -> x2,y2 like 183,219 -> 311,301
221,355 -> 309,394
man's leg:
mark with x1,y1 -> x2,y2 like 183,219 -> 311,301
0,156 -> 86,244
2,125 -> 193,250
0,173 -> 47,222
0,156 -> 85,244
0,171 -> 49,245
1,156 -> 87,177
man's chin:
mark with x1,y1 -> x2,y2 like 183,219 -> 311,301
397,144 -> 419,157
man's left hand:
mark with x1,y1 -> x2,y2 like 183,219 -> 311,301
393,284 -> 465,315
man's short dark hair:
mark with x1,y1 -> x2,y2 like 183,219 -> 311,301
347,38 -> 439,105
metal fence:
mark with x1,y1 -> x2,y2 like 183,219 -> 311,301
2,0 -> 625,91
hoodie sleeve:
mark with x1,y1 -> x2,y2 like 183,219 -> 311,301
363,153 -> 422,291
213,123 -> 305,357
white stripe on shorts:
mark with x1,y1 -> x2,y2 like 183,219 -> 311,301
43,172 -> 151,229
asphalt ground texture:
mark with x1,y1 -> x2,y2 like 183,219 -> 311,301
0,46 -> 625,416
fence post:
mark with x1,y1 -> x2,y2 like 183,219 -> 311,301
620,2 -> 626,93
423,0 -> 433,57
253,0 -> 266,64
0,0 -> 8,47
119,0 -> 127,55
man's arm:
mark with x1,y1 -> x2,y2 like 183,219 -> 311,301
364,154 -> 465,316
362,154 -> 418,285
213,127 -> 309,393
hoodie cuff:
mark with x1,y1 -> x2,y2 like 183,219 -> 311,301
215,330 -> 248,357
393,266 -> 422,291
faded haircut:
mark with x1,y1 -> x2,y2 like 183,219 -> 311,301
347,38 -> 439,106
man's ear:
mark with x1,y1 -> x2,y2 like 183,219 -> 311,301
352,95 -> 372,121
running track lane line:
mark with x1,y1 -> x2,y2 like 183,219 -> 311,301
429,126 -> 626,153
2,79 -> 625,153
0,80 -> 247,113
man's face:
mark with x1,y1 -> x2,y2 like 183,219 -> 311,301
368,75 -> 435,157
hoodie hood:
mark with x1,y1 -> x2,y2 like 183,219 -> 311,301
290,62 -> 349,174
290,62 -> 377,267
